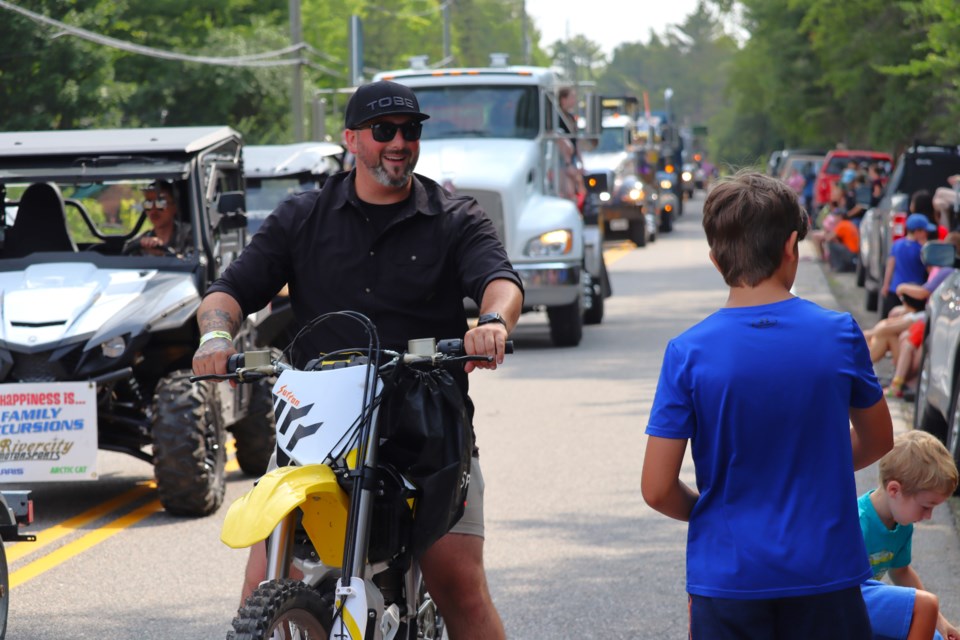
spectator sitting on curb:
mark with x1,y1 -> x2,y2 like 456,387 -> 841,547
865,232 -> 960,366
826,214 -> 860,273
859,430 -> 960,640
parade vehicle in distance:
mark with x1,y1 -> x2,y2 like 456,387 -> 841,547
374,56 -> 611,342
243,141 -> 344,236
581,113 -> 656,247
0,126 -> 276,517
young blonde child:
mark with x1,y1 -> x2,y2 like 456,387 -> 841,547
860,430 -> 960,640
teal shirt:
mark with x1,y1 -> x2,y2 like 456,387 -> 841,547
858,490 -> 913,580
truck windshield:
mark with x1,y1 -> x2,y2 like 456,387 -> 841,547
595,128 -> 626,153
414,85 -> 540,140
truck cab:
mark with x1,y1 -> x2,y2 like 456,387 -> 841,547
373,60 -> 609,346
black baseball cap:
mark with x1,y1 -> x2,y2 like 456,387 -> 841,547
344,80 -> 430,129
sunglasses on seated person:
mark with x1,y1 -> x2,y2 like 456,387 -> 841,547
142,197 -> 168,210
353,120 -> 423,143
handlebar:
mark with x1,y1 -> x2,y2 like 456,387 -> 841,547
189,338 -> 515,384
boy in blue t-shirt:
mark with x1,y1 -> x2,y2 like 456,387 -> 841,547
880,191 -> 936,319
859,430 -> 959,640
642,170 -> 894,639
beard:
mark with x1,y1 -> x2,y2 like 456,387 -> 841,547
356,140 -> 419,188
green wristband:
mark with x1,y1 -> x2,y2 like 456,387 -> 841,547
199,330 -> 232,346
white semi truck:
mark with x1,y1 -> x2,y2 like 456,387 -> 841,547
374,59 -> 610,346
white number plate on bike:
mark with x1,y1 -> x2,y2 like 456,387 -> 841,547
272,366 -> 383,466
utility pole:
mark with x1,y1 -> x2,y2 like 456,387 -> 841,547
521,0 -> 529,64
442,0 -> 451,65
290,0 -> 304,141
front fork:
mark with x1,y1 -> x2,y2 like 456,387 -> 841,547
264,512 -> 296,581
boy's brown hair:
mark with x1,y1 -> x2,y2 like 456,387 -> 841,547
879,430 -> 959,496
702,170 -> 808,287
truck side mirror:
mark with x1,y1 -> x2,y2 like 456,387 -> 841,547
583,94 -> 602,138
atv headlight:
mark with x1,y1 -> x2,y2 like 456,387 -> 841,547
100,336 -> 126,359
660,179 -> 673,190
525,230 -> 573,257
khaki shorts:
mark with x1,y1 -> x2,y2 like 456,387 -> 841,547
264,454 -> 485,539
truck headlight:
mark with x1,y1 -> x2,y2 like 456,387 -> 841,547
660,179 -> 673,190
100,336 -> 126,358
525,229 -> 573,257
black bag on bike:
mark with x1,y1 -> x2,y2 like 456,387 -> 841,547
378,365 -> 472,558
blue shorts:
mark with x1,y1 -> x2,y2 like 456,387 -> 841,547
689,586 -> 871,640
861,580 -> 945,640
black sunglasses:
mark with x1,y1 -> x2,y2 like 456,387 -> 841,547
355,120 -> 423,143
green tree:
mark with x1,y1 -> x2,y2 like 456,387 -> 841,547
0,0 -> 132,130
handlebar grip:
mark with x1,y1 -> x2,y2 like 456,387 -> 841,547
436,339 -> 515,356
227,353 -> 244,373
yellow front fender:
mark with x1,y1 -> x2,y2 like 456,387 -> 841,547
221,464 -> 349,566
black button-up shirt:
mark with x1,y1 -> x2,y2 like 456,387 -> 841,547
208,171 -> 522,372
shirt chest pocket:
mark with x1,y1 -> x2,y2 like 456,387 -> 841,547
384,244 -> 443,302
387,243 -> 441,268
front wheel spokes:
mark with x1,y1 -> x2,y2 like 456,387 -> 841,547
267,609 -> 329,640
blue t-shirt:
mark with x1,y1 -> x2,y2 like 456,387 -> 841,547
858,491 -> 913,580
889,238 -> 927,290
646,297 -> 881,599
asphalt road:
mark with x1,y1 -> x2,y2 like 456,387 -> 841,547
2,191 -> 959,639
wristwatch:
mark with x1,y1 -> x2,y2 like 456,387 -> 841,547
476,312 -> 507,328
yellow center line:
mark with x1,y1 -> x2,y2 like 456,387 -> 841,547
10,499 -> 163,589
6,440 -> 242,587
6,481 -> 156,563
604,241 -> 635,265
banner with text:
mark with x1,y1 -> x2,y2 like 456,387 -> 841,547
0,382 -> 98,482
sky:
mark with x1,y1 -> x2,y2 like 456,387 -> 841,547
524,0 -> 703,57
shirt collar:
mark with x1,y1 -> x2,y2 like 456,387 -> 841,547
333,170 -> 436,218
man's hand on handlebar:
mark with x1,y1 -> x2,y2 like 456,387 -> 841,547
192,337 -> 237,383
463,323 -> 509,373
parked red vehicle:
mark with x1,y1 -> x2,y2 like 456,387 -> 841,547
813,149 -> 893,208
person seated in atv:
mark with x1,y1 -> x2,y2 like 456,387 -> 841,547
123,180 -> 192,256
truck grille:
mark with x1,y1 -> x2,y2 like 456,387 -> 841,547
459,190 -> 505,243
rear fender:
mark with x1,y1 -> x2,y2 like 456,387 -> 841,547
220,464 -> 349,566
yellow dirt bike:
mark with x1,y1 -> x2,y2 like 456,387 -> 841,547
194,311 -> 509,640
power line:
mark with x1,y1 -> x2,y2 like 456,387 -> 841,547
0,0 -> 343,75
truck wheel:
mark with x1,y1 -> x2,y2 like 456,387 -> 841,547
229,377 -> 277,477
547,300 -> 583,347
629,219 -> 646,247
583,269 -> 604,326
152,371 -> 226,517
865,288 -> 879,312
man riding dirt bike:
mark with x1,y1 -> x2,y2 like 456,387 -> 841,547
192,79 -> 523,639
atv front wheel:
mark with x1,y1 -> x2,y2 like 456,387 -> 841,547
152,371 -> 226,517
230,376 -> 276,476
231,579 -> 332,640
